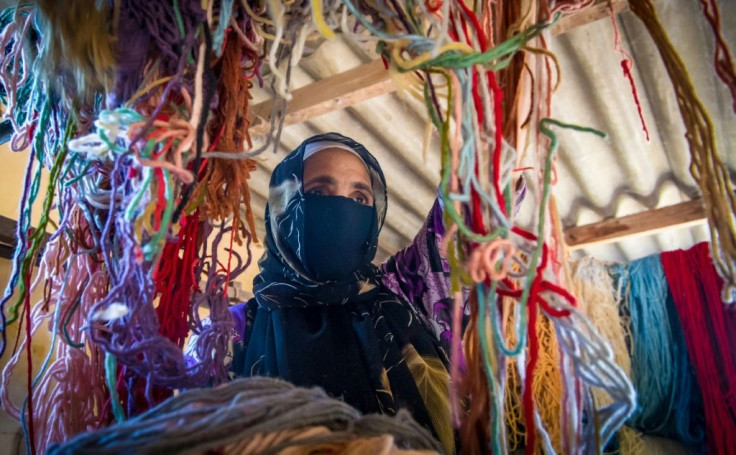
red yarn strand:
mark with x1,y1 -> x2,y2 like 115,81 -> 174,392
698,0 -> 736,114
23,259 -> 36,455
661,242 -> 736,455
609,4 -> 650,141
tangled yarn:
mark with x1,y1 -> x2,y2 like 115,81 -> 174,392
48,377 -> 443,455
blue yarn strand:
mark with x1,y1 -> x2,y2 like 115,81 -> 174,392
611,256 -> 705,447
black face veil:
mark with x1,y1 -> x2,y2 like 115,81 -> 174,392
252,132 -> 388,308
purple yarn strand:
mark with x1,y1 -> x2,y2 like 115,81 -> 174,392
0,145 -> 36,357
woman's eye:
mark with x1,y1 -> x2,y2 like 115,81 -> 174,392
307,189 -> 323,196
354,195 -> 371,205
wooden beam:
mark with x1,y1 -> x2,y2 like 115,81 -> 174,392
564,199 -> 706,249
249,59 -> 394,135
552,0 -> 628,36
249,1 -> 629,134
0,215 -> 50,262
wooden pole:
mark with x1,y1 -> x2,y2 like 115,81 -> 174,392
564,199 -> 706,249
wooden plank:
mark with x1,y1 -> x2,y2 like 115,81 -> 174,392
0,214 -> 17,249
564,199 -> 706,249
0,214 -> 51,261
552,0 -> 629,36
249,59 -> 394,135
249,1 -> 629,134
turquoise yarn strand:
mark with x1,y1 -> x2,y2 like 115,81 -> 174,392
612,256 -> 705,447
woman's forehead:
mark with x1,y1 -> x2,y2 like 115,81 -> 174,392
303,148 -> 371,182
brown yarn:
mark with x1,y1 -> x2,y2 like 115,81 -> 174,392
192,31 -> 259,245
35,0 -> 116,103
630,0 -> 736,303
458,291 -> 492,455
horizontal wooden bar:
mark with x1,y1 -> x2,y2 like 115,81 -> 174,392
249,0 -> 629,134
249,59 -> 394,135
564,199 -> 706,249
552,0 -> 628,37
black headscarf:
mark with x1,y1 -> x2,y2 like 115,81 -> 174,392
252,132 -> 388,307
237,132 -> 455,453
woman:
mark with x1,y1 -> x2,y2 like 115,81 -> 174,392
227,132 -> 459,453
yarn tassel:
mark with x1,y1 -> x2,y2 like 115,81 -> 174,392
192,27 -> 259,245
629,0 -> 736,304
661,242 -> 736,454
611,256 -> 705,448
571,256 -> 643,454
35,0 -> 116,102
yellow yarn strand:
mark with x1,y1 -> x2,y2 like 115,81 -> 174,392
125,76 -> 174,107
311,0 -> 335,39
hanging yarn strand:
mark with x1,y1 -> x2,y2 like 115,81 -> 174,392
0,1 -> 652,453
608,2 -> 650,141
697,0 -> 736,114
629,0 -> 736,304
0,1 -> 264,449
661,243 -> 736,454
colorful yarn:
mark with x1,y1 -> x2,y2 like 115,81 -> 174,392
0,1 -> 262,448
1,212 -> 111,453
0,2 -> 659,453
49,377 -> 444,455
630,0 -> 736,304
502,295 -> 564,455
191,31 -> 259,245
571,256 -> 644,454
661,242 -> 736,454
611,256 -> 705,448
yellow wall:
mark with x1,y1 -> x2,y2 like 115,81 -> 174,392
0,143 -> 51,454
0,259 -> 50,455
0,143 -> 51,228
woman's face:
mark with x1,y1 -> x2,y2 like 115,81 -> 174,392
303,148 -> 374,206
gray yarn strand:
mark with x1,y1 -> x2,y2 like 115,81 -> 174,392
48,377 -> 444,454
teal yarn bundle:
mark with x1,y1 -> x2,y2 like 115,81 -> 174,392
611,256 -> 704,447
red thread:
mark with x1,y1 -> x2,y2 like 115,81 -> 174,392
223,225 -> 236,298
609,5 -> 650,141
153,168 -> 165,231
154,213 -> 201,347
23,254 -> 36,455
621,60 -> 650,141
661,243 -> 736,454
425,0 -> 442,14
512,226 -> 537,241
698,0 -> 736,113
488,71 -> 507,215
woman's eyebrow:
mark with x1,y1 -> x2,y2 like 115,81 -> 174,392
304,175 -> 337,187
352,181 -> 374,195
